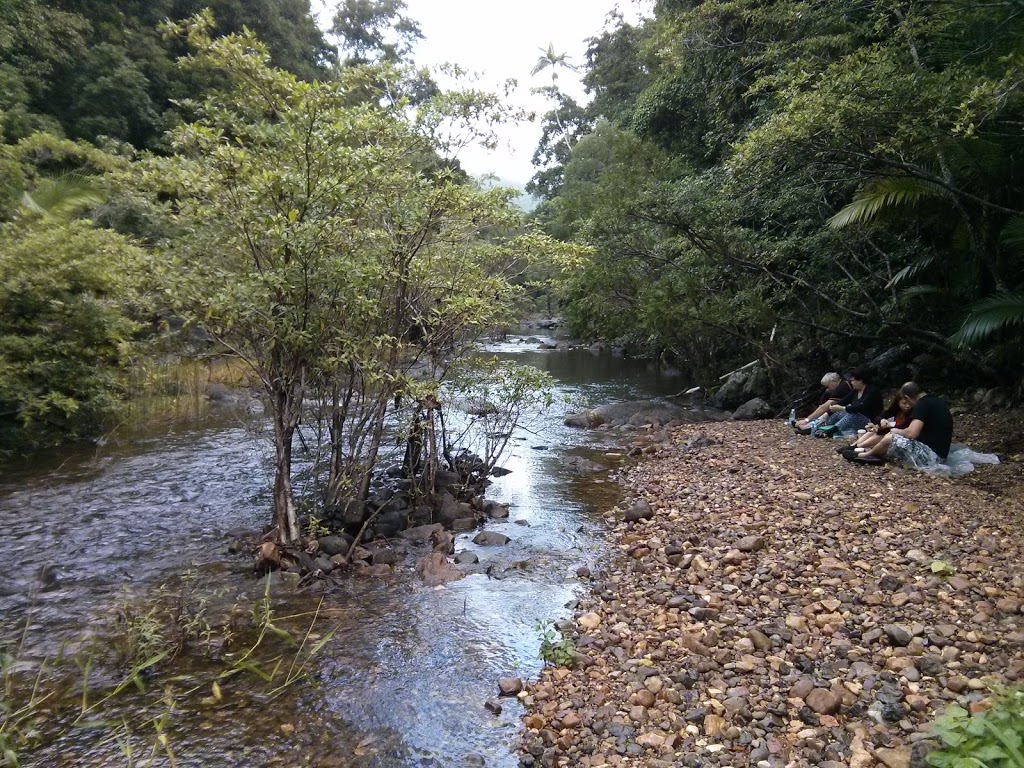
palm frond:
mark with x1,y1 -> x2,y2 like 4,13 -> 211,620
828,176 -> 947,229
899,284 -> 943,300
19,173 -> 105,220
885,254 -> 935,289
1000,215 -> 1024,252
951,292 -> 1024,347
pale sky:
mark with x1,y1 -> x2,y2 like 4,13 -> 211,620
313,0 -> 652,188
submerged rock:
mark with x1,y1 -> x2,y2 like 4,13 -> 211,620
414,552 -> 464,586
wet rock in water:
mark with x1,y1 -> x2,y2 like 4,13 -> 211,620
483,500 -> 510,519
498,676 -> 523,696
473,531 -> 511,546
451,517 -> 477,532
434,469 -> 463,487
414,552 -> 464,586
624,499 -> 654,522
369,548 -> 400,566
314,555 -> 334,573
490,466 -> 512,477
464,754 -> 486,767
437,492 -> 476,527
400,523 -> 443,544
484,699 -> 502,715
421,526 -> 450,553
454,550 -> 479,565
562,455 -> 604,474
564,411 -> 601,429
359,563 -> 392,578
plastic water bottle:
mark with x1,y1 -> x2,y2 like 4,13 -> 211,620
787,408 -> 796,426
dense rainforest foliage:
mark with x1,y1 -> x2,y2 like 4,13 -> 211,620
530,0 -> 1024,391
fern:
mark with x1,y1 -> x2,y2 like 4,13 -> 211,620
828,176 -> 947,229
952,292 -> 1024,347
1000,215 -> 1024,252
886,255 -> 936,290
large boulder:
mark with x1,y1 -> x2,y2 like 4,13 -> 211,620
710,364 -> 770,410
324,499 -> 366,528
732,397 -> 774,421
564,411 -> 602,428
565,399 -> 730,429
436,491 -> 476,527
400,523 -> 443,544
316,534 -> 353,557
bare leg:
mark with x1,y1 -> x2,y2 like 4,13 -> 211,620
855,433 -> 881,449
864,432 -> 893,458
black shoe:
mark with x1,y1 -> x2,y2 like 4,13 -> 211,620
839,447 -> 858,460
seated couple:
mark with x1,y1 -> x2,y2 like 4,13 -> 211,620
795,369 -> 882,437
838,382 -> 953,467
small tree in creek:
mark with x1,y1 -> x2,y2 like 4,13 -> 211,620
140,14 -> 579,543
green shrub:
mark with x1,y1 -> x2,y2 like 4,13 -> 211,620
927,686 -> 1024,767
535,619 -> 576,668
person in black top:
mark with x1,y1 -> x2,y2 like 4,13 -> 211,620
821,368 -> 883,435
795,372 -> 853,429
856,382 -> 954,466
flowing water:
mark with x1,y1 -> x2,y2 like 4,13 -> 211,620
0,336 -> 683,767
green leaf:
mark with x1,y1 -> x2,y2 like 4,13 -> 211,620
952,293 -> 1024,347
828,177 -> 947,229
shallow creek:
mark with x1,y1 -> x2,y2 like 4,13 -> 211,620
0,336 -> 683,767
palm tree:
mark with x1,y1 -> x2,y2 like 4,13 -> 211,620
531,43 -> 578,154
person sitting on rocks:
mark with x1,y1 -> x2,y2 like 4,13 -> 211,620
817,368 -> 883,437
837,392 -> 912,459
795,372 -> 852,432
853,382 -> 953,467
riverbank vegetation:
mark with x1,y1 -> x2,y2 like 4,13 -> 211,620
1,1 -> 579,544
529,0 -> 1024,392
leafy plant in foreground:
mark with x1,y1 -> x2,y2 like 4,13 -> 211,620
927,686 -> 1024,768
535,619 -> 576,668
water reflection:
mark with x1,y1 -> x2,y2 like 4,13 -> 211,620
0,335 -> 678,766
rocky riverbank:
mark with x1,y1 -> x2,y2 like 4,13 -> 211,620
520,418 -> 1024,767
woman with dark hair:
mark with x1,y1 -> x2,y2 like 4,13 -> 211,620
855,382 -> 953,467
816,368 -> 883,437
838,392 -> 913,458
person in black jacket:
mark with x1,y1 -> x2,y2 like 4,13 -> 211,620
855,381 -> 953,466
820,368 -> 883,436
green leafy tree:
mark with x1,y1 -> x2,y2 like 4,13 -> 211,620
331,0 -> 422,64
139,14 -> 577,543
0,220 -> 141,453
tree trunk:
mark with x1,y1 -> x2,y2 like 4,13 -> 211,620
272,386 -> 301,544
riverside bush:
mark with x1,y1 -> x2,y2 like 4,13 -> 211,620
535,620 -> 575,668
927,686 -> 1024,767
